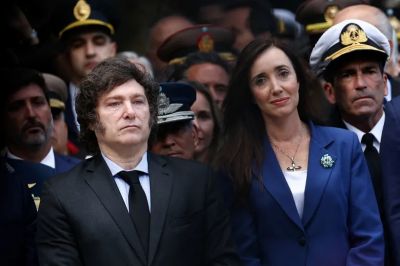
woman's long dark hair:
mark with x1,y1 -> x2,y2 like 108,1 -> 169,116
216,37 -> 310,203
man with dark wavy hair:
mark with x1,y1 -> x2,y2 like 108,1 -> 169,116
36,57 -> 240,266
0,68 -> 79,209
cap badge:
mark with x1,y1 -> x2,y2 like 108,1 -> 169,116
341,24 -> 368,46
73,0 -> 91,21
158,92 -> 182,115
197,33 -> 214,53
324,5 -> 339,23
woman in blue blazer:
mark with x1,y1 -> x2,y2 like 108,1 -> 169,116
216,38 -> 384,266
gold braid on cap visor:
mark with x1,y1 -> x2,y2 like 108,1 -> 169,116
324,43 -> 386,61
168,52 -> 236,65
59,19 -> 114,38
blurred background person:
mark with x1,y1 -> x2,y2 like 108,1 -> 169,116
158,24 -> 235,109
117,50 -> 154,78
187,80 -> 222,165
43,73 -> 76,156
54,0 -> 118,155
220,0 -> 277,52
295,0 -> 370,55
145,14 -> 193,81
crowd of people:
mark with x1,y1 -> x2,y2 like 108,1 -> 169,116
1,0 -> 400,265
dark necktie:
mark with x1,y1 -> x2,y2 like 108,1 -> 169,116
119,170 -> 150,254
361,133 -> 383,208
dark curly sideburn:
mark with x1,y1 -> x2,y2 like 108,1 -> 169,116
76,57 -> 159,155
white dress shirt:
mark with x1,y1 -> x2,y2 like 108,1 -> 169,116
102,152 -> 151,211
343,112 -> 385,152
283,169 -> 307,218
6,147 -> 56,168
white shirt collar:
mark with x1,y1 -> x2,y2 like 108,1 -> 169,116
343,112 -> 385,151
6,147 -> 56,168
101,152 -> 149,176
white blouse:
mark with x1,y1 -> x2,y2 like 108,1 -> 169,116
283,169 -> 307,218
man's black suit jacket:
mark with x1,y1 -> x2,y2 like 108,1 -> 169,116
388,75 -> 400,99
36,153 -> 241,266
381,95 -> 400,266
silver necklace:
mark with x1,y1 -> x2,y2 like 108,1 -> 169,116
271,134 -> 303,171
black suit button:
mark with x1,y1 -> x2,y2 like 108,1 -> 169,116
298,236 -> 306,246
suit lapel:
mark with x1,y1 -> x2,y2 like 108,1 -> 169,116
83,155 -> 147,265
302,123 -> 336,226
262,139 -> 303,229
147,153 -> 173,266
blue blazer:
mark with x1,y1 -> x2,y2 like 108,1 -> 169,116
226,123 -> 384,266
0,158 -> 38,266
382,96 -> 400,266
6,153 -> 80,198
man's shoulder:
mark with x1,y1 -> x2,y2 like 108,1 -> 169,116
388,75 -> 400,98
55,153 -> 81,164
148,153 -> 212,185
54,153 -> 82,173
47,156 -> 96,187
149,153 -> 209,171
386,96 -> 400,121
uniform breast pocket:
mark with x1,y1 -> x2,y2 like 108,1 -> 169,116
169,209 -> 204,228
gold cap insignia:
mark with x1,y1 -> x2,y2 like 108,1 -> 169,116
341,24 -> 368,46
197,33 -> 214,53
305,5 -> 339,33
73,0 -> 91,21
324,5 -> 339,24
59,0 -> 114,38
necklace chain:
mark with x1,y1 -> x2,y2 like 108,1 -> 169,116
271,133 -> 303,171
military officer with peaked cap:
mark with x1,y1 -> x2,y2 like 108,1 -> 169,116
157,24 -> 236,66
158,25 -> 234,109
296,0 -> 370,48
310,19 -> 400,265
150,82 -> 199,160
54,0 -> 118,157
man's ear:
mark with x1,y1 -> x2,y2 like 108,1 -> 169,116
323,81 -> 337,104
383,73 -> 388,96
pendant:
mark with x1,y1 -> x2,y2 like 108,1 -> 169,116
287,159 -> 302,171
